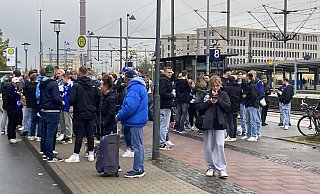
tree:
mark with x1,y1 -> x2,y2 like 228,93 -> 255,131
0,29 -> 10,70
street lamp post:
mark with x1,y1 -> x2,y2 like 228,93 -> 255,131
126,14 -> 136,66
50,19 -> 65,68
22,43 -> 31,72
64,41 -> 70,70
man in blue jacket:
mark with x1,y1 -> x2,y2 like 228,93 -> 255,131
117,70 -> 148,178
40,65 -> 64,162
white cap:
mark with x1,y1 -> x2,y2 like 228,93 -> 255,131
12,77 -> 20,83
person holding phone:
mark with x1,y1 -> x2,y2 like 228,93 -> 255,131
196,75 -> 231,179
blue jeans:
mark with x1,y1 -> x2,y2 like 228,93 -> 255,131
41,112 -> 60,159
246,107 -> 259,138
282,102 -> 291,127
239,103 -> 247,133
123,126 -> 132,148
256,106 -> 262,135
129,126 -> 144,173
24,108 -> 32,134
174,103 -> 189,130
279,102 -> 283,123
160,109 -> 171,147
30,109 -> 41,137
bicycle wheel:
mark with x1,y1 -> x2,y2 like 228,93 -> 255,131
297,115 -> 317,136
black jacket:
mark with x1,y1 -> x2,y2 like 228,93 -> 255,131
40,78 -> 63,111
263,83 -> 271,104
197,90 -> 231,130
175,78 -> 191,104
2,82 -> 10,110
24,82 -> 38,109
224,82 -> 241,114
5,84 -> 20,111
245,81 -> 259,108
97,90 -> 117,135
69,76 -> 101,119
278,84 -> 294,104
159,75 -> 175,109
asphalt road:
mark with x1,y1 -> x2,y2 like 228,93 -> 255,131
0,133 -> 63,194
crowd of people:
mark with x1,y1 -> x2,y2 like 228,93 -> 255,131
0,65 -> 294,179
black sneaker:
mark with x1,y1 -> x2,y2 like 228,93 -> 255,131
61,137 -> 70,144
278,123 -> 283,126
47,157 -> 64,163
125,171 -> 145,178
198,130 -> 203,135
21,131 -> 28,136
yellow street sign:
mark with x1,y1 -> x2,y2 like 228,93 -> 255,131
7,48 -> 15,55
77,36 -> 86,48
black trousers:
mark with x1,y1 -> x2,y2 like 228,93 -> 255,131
226,113 -> 238,138
7,110 -> 19,140
261,104 -> 269,124
73,118 -> 95,154
188,103 -> 197,127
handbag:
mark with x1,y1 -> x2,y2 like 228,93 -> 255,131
259,98 -> 267,107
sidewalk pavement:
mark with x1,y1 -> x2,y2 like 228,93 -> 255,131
26,138 -> 208,194
23,111 -> 320,194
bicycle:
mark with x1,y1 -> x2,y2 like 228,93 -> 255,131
297,97 -> 320,136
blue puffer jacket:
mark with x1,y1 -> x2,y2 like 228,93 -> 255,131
117,77 -> 148,127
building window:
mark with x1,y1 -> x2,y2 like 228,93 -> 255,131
168,45 -> 170,51
187,44 -> 190,50
204,31 -> 206,37
187,36 -> 190,42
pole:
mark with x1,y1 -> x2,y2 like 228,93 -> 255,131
57,32 -> 60,67
97,37 -> 100,61
120,18 -> 123,70
39,9 -> 43,69
153,0 -> 161,160
15,47 -> 18,70
294,58 -> 297,95
206,0 -> 210,74
25,49 -> 28,72
64,42 -> 67,69
284,0 -> 288,60
226,0 -> 230,43
273,41 -> 276,93
111,51 -> 113,70
195,29 -> 199,80
171,0 -> 175,58
126,15 -> 129,66
248,32 -> 252,63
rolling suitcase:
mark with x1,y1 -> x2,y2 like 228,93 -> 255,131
95,133 -> 119,177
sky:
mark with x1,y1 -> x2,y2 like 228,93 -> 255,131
1,0 -> 319,69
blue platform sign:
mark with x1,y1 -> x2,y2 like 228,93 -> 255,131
210,49 -> 221,61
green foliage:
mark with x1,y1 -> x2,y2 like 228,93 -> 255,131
0,29 -> 10,70
137,57 -> 153,76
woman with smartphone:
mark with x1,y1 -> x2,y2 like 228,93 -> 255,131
196,75 -> 231,179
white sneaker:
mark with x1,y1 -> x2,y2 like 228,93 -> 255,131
122,150 -> 134,158
247,137 -> 257,142
53,150 -> 58,154
65,155 -> 80,163
240,136 -> 248,140
166,140 -> 175,147
18,126 -> 24,131
88,155 -> 94,162
28,136 -> 35,141
35,137 -> 41,142
191,126 -> 198,131
219,171 -> 228,178
9,139 -> 17,144
56,134 -> 64,141
284,126 -> 289,130
1,130 -> 5,135
225,137 -> 236,142
206,169 -> 214,177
